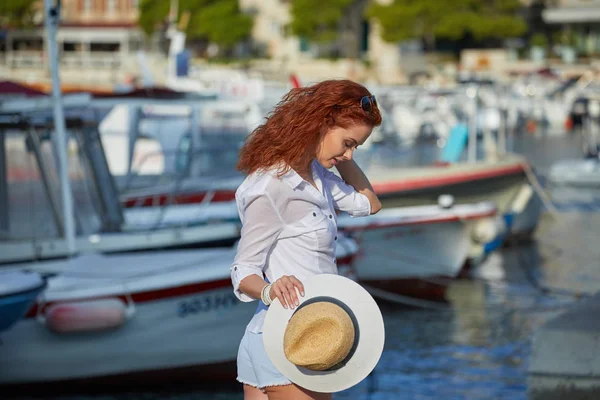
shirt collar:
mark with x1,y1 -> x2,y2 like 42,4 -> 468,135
280,167 -> 304,189
277,160 -> 322,190
272,160 -> 323,190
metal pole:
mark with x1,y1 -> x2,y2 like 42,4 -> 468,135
498,107 -> 506,157
44,0 -> 76,255
468,86 -> 478,163
497,87 -> 507,157
127,104 -> 140,177
0,130 -> 8,234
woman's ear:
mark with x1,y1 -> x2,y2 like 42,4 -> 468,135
324,112 -> 335,126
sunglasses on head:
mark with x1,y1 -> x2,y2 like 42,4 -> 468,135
360,95 -> 377,112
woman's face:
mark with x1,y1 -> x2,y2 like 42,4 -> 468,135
316,123 -> 372,169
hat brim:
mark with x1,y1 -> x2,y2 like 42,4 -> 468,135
262,274 -> 385,393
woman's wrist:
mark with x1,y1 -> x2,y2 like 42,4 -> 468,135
261,283 -> 273,306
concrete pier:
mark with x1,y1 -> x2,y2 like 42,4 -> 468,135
528,292 -> 600,400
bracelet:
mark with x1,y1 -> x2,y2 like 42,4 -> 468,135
261,283 -> 272,306
261,284 -> 271,306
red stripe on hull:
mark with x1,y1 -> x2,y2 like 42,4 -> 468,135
341,209 -> 496,233
372,164 -> 526,195
122,191 -> 236,208
120,164 -> 525,208
24,278 -> 232,319
23,256 -> 355,319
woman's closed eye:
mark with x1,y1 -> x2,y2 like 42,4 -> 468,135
344,141 -> 358,150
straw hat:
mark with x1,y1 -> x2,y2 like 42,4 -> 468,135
263,274 -> 385,393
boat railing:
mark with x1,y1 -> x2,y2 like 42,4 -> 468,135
117,140 -> 240,197
115,144 -> 242,230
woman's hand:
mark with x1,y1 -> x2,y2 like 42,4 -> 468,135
269,275 -> 305,309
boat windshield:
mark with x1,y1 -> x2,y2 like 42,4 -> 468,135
0,113 -> 120,263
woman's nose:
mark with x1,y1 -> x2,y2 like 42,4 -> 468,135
343,148 -> 353,161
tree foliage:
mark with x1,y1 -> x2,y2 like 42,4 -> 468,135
0,0 -> 38,28
368,0 -> 527,44
138,0 -> 252,50
289,0 -> 355,43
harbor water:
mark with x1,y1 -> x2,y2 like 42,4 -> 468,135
12,134 -> 600,400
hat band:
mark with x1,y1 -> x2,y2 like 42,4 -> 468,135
291,296 -> 360,371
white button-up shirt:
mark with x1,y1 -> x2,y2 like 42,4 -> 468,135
231,159 -> 371,333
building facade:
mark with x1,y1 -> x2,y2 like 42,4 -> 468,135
3,0 -> 146,73
543,0 -> 600,55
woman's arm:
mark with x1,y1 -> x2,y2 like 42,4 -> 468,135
231,192 -> 304,309
335,160 -> 382,214
231,194 -> 281,302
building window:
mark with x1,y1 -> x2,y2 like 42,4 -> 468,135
84,0 -> 92,12
132,0 -> 139,8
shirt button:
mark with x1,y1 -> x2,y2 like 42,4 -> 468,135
313,212 -> 317,217
334,236 -> 337,241
234,267 -> 237,271
329,215 -> 333,219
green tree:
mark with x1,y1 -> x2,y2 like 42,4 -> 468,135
138,0 -> 253,54
368,0 -> 527,49
289,0 -> 370,59
289,0 -> 354,43
138,0 -> 170,36
0,0 -> 38,28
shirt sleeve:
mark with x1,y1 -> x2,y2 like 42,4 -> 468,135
321,167 -> 371,217
230,191 -> 283,302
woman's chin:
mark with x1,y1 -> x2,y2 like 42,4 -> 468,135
317,159 -> 334,169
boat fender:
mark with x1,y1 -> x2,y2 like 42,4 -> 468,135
471,216 -> 504,244
438,194 -> 455,209
39,298 -> 135,334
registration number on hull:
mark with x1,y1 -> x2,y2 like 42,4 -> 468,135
177,292 -> 238,317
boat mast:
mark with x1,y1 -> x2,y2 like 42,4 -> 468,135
44,0 -> 76,255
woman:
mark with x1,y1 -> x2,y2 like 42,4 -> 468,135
231,79 -> 382,400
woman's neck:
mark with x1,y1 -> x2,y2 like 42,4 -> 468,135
297,160 -> 313,180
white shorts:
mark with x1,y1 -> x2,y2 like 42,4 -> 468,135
236,329 -> 292,390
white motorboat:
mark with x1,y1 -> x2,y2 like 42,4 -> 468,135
0,238 -> 358,387
338,202 -> 498,302
120,197 -> 501,302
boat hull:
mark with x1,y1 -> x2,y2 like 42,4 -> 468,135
0,272 -> 46,334
0,287 -> 45,333
370,160 -> 542,241
350,220 -> 470,302
0,242 -> 359,387
0,281 -> 255,385
374,166 -> 526,211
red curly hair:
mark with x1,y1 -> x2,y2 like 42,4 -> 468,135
237,79 -> 382,175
